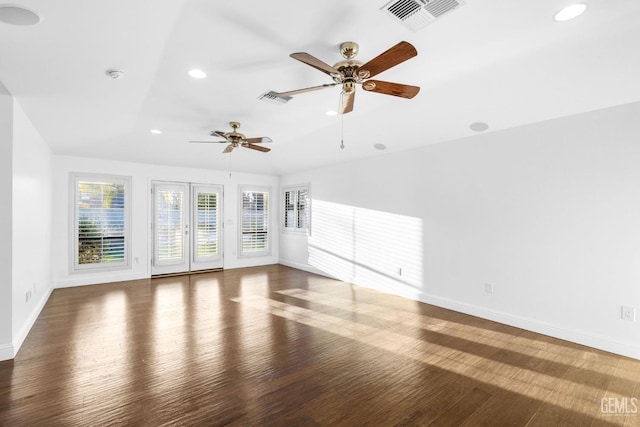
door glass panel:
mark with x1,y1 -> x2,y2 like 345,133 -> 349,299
195,191 -> 218,258
155,187 -> 185,263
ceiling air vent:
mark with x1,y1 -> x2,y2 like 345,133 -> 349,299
380,0 -> 465,31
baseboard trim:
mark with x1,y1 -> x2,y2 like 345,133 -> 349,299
279,261 -> 640,360
54,272 -> 150,288
12,287 -> 53,359
151,268 -> 224,279
278,259 -> 335,279
419,293 -> 640,360
0,343 -> 14,362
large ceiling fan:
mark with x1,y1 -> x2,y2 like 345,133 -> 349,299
189,122 -> 272,153
272,41 -> 420,114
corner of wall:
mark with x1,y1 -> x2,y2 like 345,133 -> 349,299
278,258 -> 335,280
0,343 -> 15,362
12,287 -> 53,358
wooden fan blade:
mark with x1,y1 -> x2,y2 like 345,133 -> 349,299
245,136 -> 272,144
212,130 -> 227,138
340,90 -> 355,114
290,52 -> 340,75
357,41 -> 417,79
189,140 -> 228,144
246,143 -> 271,153
361,80 -> 420,99
278,83 -> 338,97
223,144 -> 234,153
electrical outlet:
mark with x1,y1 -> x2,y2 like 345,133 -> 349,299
621,306 -> 636,322
485,283 -> 494,294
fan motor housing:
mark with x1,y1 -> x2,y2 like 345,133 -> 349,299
333,60 -> 364,84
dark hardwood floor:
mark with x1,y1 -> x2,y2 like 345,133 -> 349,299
1,265 -> 638,426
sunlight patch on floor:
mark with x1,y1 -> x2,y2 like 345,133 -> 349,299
232,294 -> 617,418
275,288 -> 623,378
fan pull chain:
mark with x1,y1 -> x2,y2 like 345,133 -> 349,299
340,113 -> 345,149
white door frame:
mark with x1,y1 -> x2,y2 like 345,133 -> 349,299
151,181 -> 223,275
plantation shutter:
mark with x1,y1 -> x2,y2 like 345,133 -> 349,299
296,188 -> 309,229
284,190 -> 295,228
195,191 -> 218,257
155,187 -> 185,261
283,186 -> 309,231
75,176 -> 128,269
241,189 -> 269,254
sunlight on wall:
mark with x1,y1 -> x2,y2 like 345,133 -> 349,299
309,200 -> 423,298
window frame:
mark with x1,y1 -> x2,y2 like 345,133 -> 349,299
70,173 -> 132,272
282,184 -> 310,234
238,185 -> 271,257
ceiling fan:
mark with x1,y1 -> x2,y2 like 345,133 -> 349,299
271,41 -> 420,114
189,122 -> 272,153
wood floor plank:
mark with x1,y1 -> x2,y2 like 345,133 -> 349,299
0,265 -> 638,426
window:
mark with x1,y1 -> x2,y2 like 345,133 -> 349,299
240,186 -> 270,256
283,185 -> 310,232
72,174 -> 130,271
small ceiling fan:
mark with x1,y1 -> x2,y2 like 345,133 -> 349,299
189,121 -> 272,153
271,41 -> 420,114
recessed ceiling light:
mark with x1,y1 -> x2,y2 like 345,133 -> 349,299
150,129 -> 162,135
469,122 -> 489,132
0,6 -> 41,26
374,143 -> 387,150
554,3 -> 587,22
188,69 -> 207,79
326,110 -> 338,116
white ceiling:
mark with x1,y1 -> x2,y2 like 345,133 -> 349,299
1,0 -> 639,175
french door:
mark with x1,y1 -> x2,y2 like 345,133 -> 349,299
151,182 -> 223,275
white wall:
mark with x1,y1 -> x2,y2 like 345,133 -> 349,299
12,99 -> 53,353
280,101 -> 640,359
0,82 -> 13,360
52,156 -> 279,287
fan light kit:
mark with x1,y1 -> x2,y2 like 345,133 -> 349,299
190,122 -> 272,154
264,41 -> 420,115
